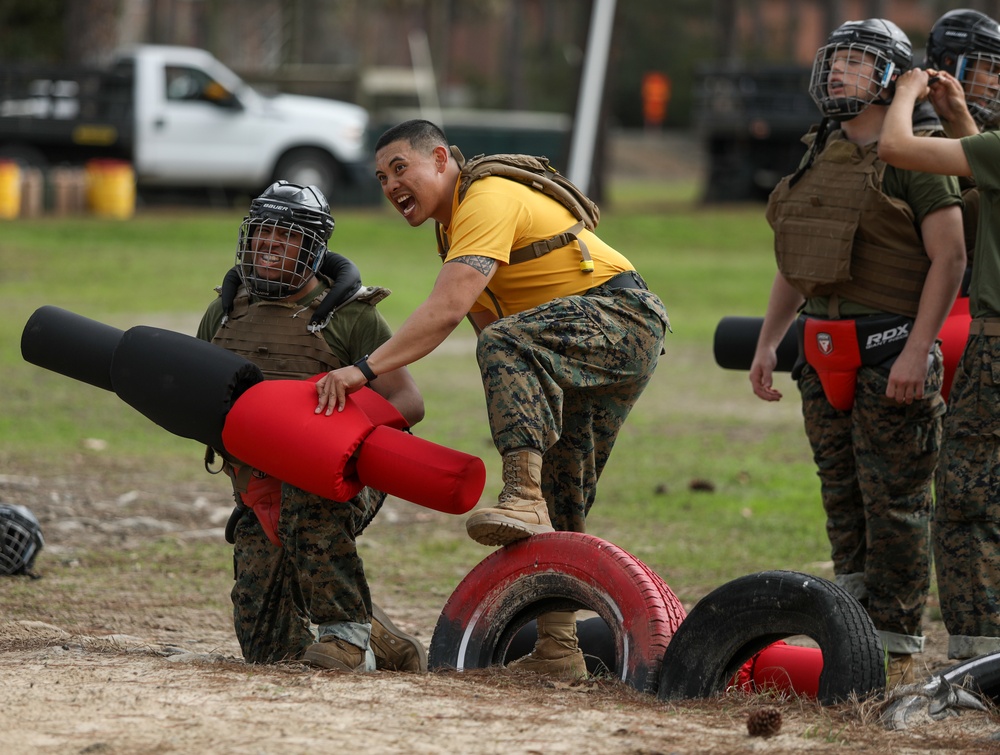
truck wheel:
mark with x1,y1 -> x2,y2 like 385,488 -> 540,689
427,532 -> 687,694
272,148 -> 340,199
657,570 -> 885,705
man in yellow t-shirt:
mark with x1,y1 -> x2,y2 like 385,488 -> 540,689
314,118 -> 670,680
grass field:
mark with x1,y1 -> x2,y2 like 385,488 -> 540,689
0,187 -> 826,607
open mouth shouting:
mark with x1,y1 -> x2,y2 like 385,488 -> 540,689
395,191 -> 417,219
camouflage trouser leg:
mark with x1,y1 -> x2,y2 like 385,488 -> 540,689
934,332 -> 1000,657
799,351 -> 943,651
798,367 -> 868,586
231,484 -> 385,664
478,288 -> 667,532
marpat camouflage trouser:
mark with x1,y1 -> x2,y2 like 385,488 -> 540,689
477,285 -> 668,533
935,330 -> 1000,657
798,347 -> 944,651
231,483 -> 385,664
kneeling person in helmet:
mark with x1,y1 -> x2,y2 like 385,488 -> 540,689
197,181 -> 426,672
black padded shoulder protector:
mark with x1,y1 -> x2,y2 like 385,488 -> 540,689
220,251 -> 362,327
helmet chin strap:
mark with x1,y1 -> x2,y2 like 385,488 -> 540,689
823,97 -> 869,121
253,278 -> 299,299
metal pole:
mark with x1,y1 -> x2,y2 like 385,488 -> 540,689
566,0 -> 616,193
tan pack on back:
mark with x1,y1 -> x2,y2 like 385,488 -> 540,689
436,146 -> 601,272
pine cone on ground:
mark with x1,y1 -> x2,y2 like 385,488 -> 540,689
747,707 -> 783,737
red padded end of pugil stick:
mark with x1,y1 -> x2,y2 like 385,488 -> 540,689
355,425 -> 486,514
223,380 -> 371,501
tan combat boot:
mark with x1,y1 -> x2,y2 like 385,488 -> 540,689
301,637 -> 370,672
370,602 -> 428,672
886,652 -> 915,688
506,611 -> 587,679
465,448 -> 555,546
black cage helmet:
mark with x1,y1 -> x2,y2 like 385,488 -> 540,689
809,18 -> 913,121
926,9 -> 1000,127
236,181 -> 335,299
0,504 -> 44,576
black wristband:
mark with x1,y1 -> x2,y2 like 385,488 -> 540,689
352,355 -> 377,383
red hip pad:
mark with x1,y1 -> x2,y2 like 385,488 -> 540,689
938,296 -> 970,402
803,318 -> 862,411
242,473 -> 284,548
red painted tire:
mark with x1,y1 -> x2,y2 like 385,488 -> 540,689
428,532 -> 686,693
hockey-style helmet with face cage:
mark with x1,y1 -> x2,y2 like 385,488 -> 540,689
926,8 -> 1000,127
809,18 -> 913,121
236,181 -> 335,300
0,504 -> 44,576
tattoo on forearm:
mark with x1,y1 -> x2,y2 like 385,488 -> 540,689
451,255 -> 495,276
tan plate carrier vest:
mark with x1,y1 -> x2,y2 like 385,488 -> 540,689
766,133 -> 929,319
209,282 -> 389,546
211,283 -> 389,380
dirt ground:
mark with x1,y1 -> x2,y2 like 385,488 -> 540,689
2,454 -> 999,755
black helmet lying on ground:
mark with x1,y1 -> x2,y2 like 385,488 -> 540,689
0,503 -> 44,577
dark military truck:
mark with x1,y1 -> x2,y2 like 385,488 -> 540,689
693,62 -> 817,203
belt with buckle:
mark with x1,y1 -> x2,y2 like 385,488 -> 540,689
588,270 -> 648,294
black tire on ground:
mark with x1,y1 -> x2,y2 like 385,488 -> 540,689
272,148 -> 341,199
657,570 -> 885,705
428,532 -> 687,693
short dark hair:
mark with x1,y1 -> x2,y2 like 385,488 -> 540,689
375,119 -> 449,154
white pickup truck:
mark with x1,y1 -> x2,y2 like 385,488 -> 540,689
0,45 -> 373,202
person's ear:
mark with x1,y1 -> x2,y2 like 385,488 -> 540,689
432,145 -> 450,172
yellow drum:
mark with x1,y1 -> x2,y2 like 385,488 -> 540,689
0,160 -> 21,219
86,159 -> 135,219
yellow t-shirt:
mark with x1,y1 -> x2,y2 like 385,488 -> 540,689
442,176 -> 633,316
